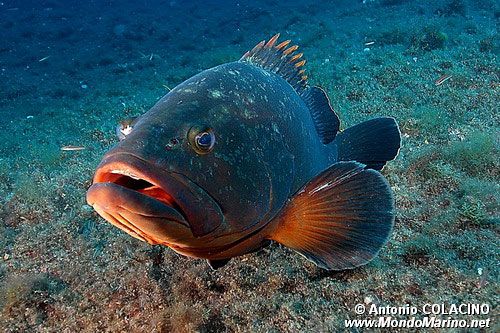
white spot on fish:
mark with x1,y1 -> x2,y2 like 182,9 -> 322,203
272,123 -> 279,133
242,109 -> 256,119
179,88 -> 197,93
208,89 -> 224,98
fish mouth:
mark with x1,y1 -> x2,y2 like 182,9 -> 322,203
86,153 -> 224,245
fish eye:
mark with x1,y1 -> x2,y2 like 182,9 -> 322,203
189,126 -> 215,154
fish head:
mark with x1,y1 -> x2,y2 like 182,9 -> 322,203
87,66 -> 291,252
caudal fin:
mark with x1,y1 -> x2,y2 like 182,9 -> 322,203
268,162 -> 394,270
337,117 -> 401,170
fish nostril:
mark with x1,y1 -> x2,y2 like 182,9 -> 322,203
165,138 -> 179,151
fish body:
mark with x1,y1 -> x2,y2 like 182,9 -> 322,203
87,34 -> 401,270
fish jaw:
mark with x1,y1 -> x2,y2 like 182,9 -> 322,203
86,152 -> 224,246
87,182 -> 192,245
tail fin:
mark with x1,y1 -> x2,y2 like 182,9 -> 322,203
337,117 -> 401,170
268,162 -> 394,270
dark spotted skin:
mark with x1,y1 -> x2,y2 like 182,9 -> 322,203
101,61 -> 339,257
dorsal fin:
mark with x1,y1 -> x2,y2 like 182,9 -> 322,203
240,33 -> 309,93
301,86 -> 340,144
241,34 -> 340,144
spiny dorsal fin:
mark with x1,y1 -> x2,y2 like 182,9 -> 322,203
241,34 -> 340,143
240,33 -> 309,93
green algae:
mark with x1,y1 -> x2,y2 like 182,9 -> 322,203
410,26 -> 448,52
445,131 -> 498,177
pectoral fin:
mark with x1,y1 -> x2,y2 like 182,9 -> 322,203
268,161 -> 395,270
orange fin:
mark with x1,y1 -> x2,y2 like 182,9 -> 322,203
268,162 -> 395,270
239,33 -> 308,93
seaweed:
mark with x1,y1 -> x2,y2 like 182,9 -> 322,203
410,27 -> 448,52
401,235 -> 436,265
412,106 -> 450,140
377,28 -> 409,45
444,131 -> 498,178
479,36 -> 498,53
459,197 -> 487,226
0,274 -> 66,325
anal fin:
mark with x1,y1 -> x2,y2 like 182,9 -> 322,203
268,162 -> 395,270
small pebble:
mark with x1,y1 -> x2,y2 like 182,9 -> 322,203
364,296 -> 373,304
3,253 -> 10,260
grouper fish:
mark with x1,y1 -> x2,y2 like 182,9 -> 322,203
86,34 -> 401,270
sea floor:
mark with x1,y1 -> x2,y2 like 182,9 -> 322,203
0,0 -> 498,332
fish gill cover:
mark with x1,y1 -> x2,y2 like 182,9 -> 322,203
0,0 -> 498,332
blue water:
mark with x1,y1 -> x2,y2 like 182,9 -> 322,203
0,0 -> 498,331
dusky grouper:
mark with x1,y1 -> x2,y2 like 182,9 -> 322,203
86,33 -> 401,270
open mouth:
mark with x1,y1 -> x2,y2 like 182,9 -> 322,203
87,155 -> 194,245
86,152 -> 224,244
97,169 -> 188,222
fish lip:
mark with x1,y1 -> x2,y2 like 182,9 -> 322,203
87,182 -> 191,245
88,153 -> 190,227
88,152 -> 224,239
87,182 -> 189,226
